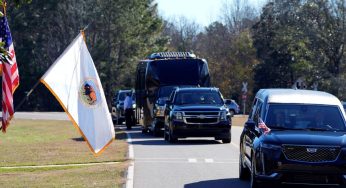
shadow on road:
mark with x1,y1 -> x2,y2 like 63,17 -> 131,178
122,126 -> 224,146
131,138 -> 221,146
184,178 -> 249,188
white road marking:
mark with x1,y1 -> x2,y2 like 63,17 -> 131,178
188,158 -> 197,163
231,142 -> 239,149
205,158 -> 214,163
126,131 -> 134,188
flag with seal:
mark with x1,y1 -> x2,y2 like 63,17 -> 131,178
40,32 -> 115,156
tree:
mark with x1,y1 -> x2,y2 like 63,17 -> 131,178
7,0 -> 166,110
252,0 -> 346,98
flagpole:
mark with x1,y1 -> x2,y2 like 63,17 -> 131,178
3,0 -> 6,16
13,24 -> 92,112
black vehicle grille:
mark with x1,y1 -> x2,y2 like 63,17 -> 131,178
185,118 -> 219,124
183,111 -> 220,124
184,112 -> 219,116
283,145 -> 340,163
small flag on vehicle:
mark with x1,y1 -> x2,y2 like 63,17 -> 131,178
258,118 -> 271,134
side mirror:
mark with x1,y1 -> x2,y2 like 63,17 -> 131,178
245,120 -> 256,130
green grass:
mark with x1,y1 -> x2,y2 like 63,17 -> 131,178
0,119 -> 128,187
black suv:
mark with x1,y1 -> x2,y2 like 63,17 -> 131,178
239,89 -> 346,187
164,87 -> 231,143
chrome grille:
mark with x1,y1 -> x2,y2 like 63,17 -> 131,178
184,111 -> 219,116
283,145 -> 340,163
183,111 -> 220,124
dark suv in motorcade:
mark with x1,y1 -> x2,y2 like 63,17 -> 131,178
164,87 -> 231,143
239,89 -> 346,188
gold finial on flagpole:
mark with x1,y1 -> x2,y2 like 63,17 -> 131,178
2,0 -> 7,16
81,29 -> 86,42
81,23 -> 91,43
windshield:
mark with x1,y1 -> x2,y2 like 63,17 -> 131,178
119,92 -> 131,101
174,91 -> 223,105
265,104 -> 346,131
158,86 -> 176,98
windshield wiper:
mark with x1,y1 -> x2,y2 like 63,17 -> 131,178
269,126 -> 304,130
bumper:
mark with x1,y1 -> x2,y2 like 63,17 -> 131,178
154,117 -> 165,128
171,120 -> 231,138
256,152 -> 346,186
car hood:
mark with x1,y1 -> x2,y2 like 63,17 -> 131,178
262,130 -> 346,146
174,105 -> 226,111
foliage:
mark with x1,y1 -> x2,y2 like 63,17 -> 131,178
4,0 -> 346,111
162,1 -> 259,112
6,0 -> 166,110
252,0 -> 346,98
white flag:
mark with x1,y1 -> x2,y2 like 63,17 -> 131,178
40,33 -> 115,156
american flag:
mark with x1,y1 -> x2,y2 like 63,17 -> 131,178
258,118 -> 271,134
0,15 -> 19,133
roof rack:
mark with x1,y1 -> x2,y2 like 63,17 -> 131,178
148,52 -> 196,60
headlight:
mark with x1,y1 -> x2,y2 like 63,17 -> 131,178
220,111 -> 227,121
132,103 -> 136,109
155,106 -> 165,117
261,143 -> 281,150
173,112 -> 183,120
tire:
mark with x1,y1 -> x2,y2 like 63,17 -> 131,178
250,155 -> 261,188
168,128 -> 177,143
141,128 -> 148,134
164,126 -> 168,141
239,152 -> 250,180
222,138 -> 231,143
152,123 -> 160,137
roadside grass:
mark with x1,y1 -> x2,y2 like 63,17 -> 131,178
232,115 -> 248,126
0,119 -> 129,187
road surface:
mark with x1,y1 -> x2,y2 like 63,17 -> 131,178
125,124 -> 249,188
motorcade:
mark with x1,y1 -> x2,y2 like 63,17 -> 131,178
111,90 -> 135,124
224,99 -> 240,116
239,88 -> 346,187
135,52 -> 211,135
164,87 -> 231,143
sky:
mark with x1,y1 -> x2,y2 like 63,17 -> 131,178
155,0 -> 266,27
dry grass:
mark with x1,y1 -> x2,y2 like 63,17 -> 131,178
232,115 -> 248,126
0,119 -> 129,187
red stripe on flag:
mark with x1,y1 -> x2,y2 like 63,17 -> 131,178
1,47 -> 19,133
2,62 -> 15,132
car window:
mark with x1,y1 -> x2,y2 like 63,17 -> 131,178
265,104 -> 346,131
253,101 -> 263,124
249,98 -> 258,120
158,86 -> 176,98
225,99 -> 231,105
174,91 -> 223,105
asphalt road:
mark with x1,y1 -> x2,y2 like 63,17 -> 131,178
125,125 -> 249,188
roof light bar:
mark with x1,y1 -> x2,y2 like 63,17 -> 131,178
148,52 -> 196,59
